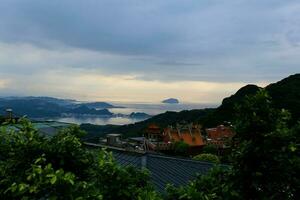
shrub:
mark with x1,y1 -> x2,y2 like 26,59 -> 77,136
202,144 -> 218,155
0,118 -> 160,200
193,153 -> 220,164
173,141 -> 189,156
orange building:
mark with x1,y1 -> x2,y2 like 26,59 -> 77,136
163,124 -> 205,147
144,123 -> 205,152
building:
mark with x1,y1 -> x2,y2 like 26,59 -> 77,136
205,125 -> 235,148
144,124 -> 163,142
144,123 -> 205,153
106,133 -> 122,147
163,124 -> 205,147
85,142 -> 223,193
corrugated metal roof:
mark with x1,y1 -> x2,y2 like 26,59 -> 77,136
108,148 -> 215,193
146,154 -> 213,192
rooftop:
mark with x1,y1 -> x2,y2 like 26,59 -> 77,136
85,142 -> 221,193
1,120 -> 72,137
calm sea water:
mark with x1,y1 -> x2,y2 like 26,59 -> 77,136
50,102 -> 217,125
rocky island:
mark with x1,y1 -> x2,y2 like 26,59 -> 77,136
162,98 -> 179,104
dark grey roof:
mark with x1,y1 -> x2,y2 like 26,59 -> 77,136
113,151 -> 143,168
146,154 -> 214,192
106,148 -> 215,193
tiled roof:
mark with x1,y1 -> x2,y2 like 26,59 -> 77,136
206,125 -> 234,140
164,128 -> 205,146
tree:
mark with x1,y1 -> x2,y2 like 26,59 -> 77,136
229,90 -> 300,199
0,118 -> 161,200
202,144 -> 218,155
165,167 -> 238,200
165,90 -> 300,199
193,153 -> 220,164
173,141 -> 189,156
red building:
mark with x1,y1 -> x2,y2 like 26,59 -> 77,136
205,125 -> 235,148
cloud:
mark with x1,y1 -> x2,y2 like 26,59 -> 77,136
0,0 -> 299,102
0,79 -> 10,89
0,66 -> 247,103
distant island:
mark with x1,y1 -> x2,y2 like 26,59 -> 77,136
0,96 -> 154,123
81,102 -> 124,109
162,98 -> 179,104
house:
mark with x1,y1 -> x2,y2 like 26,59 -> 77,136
205,125 -> 235,148
106,133 -> 122,147
144,123 -> 205,153
144,124 -> 169,151
163,124 -> 205,146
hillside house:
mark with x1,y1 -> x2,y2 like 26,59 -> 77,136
205,125 -> 235,148
144,123 -> 205,153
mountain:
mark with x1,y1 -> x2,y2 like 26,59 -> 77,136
81,74 -> 300,140
266,74 -> 300,123
0,98 -> 65,118
1,96 -> 76,106
129,112 -> 152,119
66,105 -> 113,116
203,74 -> 300,127
80,102 -> 123,109
162,98 -> 179,104
0,96 -> 116,118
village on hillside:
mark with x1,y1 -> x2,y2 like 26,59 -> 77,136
1,108 -> 235,157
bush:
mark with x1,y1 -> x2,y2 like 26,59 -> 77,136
173,141 -> 189,156
165,167 -> 238,200
193,153 -> 220,164
202,144 -> 218,155
0,118 -> 160,200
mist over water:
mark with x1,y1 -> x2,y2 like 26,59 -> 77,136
51,102 -> 218,125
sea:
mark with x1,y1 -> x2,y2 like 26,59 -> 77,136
50,102 -> 218,126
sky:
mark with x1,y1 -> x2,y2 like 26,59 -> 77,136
0,0 -> 299,103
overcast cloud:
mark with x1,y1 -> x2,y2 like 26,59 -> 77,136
0,0 -> 299,103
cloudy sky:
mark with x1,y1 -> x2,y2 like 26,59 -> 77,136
0,0 -> 299,103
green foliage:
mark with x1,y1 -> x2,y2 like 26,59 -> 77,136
202,144 -> 218,155
193,153 -> 220,164
173,141 -> 190,156
165,89 -> 300,199
231,89 -> 300,199
0,118 -> 160,200
165,167 -> 238,200
266,73 -> 300,123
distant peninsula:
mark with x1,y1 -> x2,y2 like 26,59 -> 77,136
162,98 -> 179,104
0,96 -> 119,118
